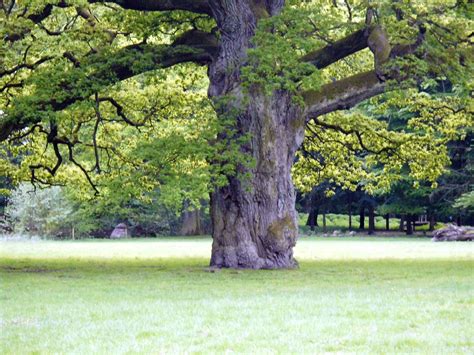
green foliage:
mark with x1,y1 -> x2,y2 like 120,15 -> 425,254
240,0 -> 474,195
377,179 -> 430,216
0,1 -> 221,212
243,1 -> 473,97
294,87 -> 472,195
242,1 -> 364,97
66,186 -> 185,237
454,190 -> 474,212
0,0 -> 472,225
2,64 -> 215,210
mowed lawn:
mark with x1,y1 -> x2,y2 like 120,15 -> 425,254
0,237 -> 473,354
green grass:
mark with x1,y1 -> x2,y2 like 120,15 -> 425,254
1,237 -> 473,353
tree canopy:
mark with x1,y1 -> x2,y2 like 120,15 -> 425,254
1,1 -> 471,199
0,0 -> 473,267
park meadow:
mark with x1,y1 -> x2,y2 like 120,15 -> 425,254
1,236 -> 473,353
1,0 -> 473,353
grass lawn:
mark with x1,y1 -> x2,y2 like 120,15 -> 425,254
1,237 -> 473,353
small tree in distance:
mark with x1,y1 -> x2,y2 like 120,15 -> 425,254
6,183 -> 73,237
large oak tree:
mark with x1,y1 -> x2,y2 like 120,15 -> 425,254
0,0 -> 472,268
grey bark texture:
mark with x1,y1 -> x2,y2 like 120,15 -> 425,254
208,1 -> 304,268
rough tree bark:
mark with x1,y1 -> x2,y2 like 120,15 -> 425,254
208,1 -> 304,268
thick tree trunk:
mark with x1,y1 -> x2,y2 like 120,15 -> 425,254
385,214 -> 390,231
208,1 -> 305,268
209,92 -> 304,268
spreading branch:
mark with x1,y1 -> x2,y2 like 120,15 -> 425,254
301,27 -> 371,69
27,123 -> 100,194
4,1 -> 69,42
303,23 -> 425,121
89,0 -> 213,16
0,30 -> 218,142
0,56 -> 54,78
4,0 -> 213,43
303,70 -> 385,119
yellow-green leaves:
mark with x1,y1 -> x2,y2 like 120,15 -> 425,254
292,86 -> 468,195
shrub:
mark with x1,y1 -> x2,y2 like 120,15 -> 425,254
5,183 -> 73,237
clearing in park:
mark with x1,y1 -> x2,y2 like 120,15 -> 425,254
1,237 -> 473,353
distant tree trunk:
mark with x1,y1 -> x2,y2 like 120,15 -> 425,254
429,214 -> 436,231
412,217 -> 416,232
368,205 -> 375,235
359,207 -> 365,230
456,215 -> 462,226
385,214 -> 390,231
399,215 -> 405,232
406,215 -> 413,235
322,211 -> 327,233
306,207 -> 319,231
348,202 -> 352,230
180,209 -> 205,236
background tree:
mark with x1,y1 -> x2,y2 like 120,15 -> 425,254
6,183 -> 73,236
1,1 -> 472,268
454,191 -> 474,213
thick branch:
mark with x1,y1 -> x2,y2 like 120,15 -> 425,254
303,70 -> 385,119
302,24 -> 393,72
5,0 -> 212,42
302,27 -> 371,69
26,1 -> 68,23
89,0 -> 212,15
303,24 -> 424,120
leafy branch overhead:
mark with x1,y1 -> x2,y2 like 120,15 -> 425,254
0,0 -> 472,201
